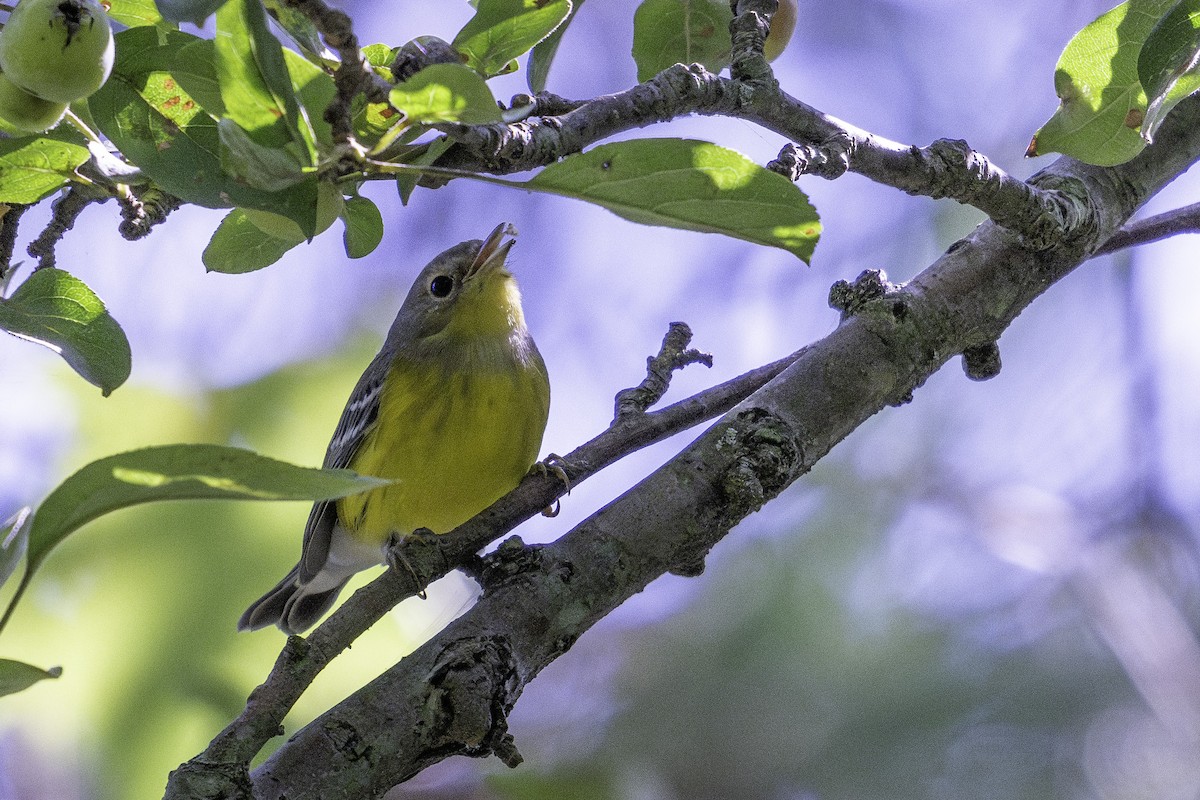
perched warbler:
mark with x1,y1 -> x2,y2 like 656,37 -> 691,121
239,223 -> 550,634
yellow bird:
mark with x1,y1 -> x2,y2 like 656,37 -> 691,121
239,223 -> 550,634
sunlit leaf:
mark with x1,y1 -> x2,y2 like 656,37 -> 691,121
452,0 -> 572,77
214,0 -> 317,162
106,0 -> 166,27
0,268 -> 131,395
388,63 -> 503,125
0,134 -> 89,204
1029,0 -> 1177,166
1139,0 -> 1200,140
525,138 -> 820,261
89,28 -> 321,232
0,659 -> 61,697
632,0 -> 732,82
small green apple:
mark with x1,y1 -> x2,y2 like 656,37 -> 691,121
0,0 -> 114,104
763,0 -> 798,62
0,72 -> 67,132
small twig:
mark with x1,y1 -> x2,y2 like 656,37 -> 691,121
275,0 -> 392,144
614,322 -> 713,422
1092,201 -> 1200,256
0,203 -> 28,282
26,188 -> 105,270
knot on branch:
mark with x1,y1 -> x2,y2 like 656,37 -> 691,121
717,407 -> 801,521
828,269 -> 904,321
614,322 -> 713,422
478,536 -> 565,592
1026,172 -> 1097,250
768,139 -> 851,181
163,758 -> 252,800
728,1 -> 777,85
961,341 -> 1002,381
421,635 -> 523,767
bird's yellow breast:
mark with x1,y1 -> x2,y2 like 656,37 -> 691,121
338,355 -> 549,544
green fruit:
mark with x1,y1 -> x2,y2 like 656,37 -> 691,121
0,72 -> 66,132
0,0 -> 114,104
763,0 -> 797,62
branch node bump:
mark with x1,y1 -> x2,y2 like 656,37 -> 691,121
718,407 -> 801,519
961,341 -> 1002,381
768,140 -> 851,181
422,635 -> 521,761
614,322 -> 713,423
828,269 -> 901,320
479,536 -> 550,591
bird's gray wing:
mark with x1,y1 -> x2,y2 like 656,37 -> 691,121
297,348 -> 393,582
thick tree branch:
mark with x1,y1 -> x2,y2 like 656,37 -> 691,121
227,87 -> 1200,800
165,347 -> 804,796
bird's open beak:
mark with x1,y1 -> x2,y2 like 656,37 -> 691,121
467,222 -> 518,279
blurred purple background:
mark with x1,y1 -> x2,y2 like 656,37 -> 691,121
4,1 -> 1200,798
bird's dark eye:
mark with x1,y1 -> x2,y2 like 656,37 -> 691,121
429,275 -> 454,298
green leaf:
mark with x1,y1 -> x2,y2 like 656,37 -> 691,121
154,0 -> 227,24
0,134 -> 90,204
263,0 -> 337,64
106,0 -> 166,27
285,48 -> 337,149
632,0 -> 733,82
395,137 -> 454,204
1139,0 -> 1200,140
171,37 -> 225,117
0,508 -> 31,589
202,209 -> 300,273
452,0 -> 573,77
0,659 -> 61,697
342,195 -> 384,258
528,0 -> 584,93
0,268 -> 132,395
525,138 -> 820,261
0,444 -> 395,633
1029,0 -> 1178,166
362,43 -> 398,73
388,63 -> 503,125
89,28 -> 321,231
217,118 -> 307,191
214,0 -> 317,163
